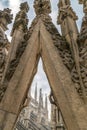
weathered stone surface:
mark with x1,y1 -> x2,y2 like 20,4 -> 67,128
0,1 -> 87,130
0,8 -> 12,97
0,21 -> 40,130
40,21 -> 87,130
0,8 -> 13,31
0,21 -> 40,114
11,2 -> 29,36
0,2 -> 29,102
57,0 -> 87,102
34,0 -> 51,15
0,109 -> 17,130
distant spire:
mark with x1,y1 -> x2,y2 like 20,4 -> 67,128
45,94 -> 48,111
39,88 -> 43,108
34,83 -> 37,101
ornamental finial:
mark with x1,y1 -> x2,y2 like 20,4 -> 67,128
11,2 -> 29,36
34,0 -> 51,15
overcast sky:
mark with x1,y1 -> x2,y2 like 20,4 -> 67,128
0,0 -> 84,112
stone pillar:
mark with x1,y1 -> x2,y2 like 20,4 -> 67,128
40,21 -> 87,130
77,0 -> 87,105
57,0 -> 87,103
0,20 -> 40,130
0,2 -> 29,102
58,0 -> 78,45
0,8 -> 13,100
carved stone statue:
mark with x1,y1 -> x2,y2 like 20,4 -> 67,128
0,8 -> 13,101
34,0 -> 51,15
0,8 -> 13,31
11,2 -> 29,36
0,2 -> 30,103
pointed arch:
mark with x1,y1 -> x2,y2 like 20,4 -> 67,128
0,20 -> 87,130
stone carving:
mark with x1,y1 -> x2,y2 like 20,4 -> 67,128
34,0 -> 51,15
0,3 -> 29,102
58,2 -> 78,24
0,1 -> 87,130
0,8 -> 13,101
76,2 -> 87,98
0,8 -> 13,30
0,10 -> 12,78
26,0 -> 52,41
33,0 -> 87,102
11,2 -> 29,36
78,0 -> 87,13
0,33 -> 10,76
49,91 -> 57,106
56,0 -> 87,102
5,2 -> 29,81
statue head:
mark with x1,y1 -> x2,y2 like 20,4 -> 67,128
20,2 -> 29,13
0,8 -> 13,30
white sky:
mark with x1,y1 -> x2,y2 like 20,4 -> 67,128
0,0 -> 84,118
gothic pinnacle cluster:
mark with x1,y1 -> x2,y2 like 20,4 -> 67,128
0,1 -> 87,130
34,84 -> 48,111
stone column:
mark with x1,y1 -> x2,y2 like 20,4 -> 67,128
57,0 -> 87,103
0,8 -> 13,100
0,2 -> 29,102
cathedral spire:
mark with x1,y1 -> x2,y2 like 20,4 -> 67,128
45,94 -> 48,111
34,0 -> 51,15
34,83 -> 37,101
39,88 -> 43,108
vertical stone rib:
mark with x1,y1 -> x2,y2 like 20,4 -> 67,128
40,21 -> 87,130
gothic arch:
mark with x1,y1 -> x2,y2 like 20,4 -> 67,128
0,0 -> 87,130
0,19 -> 87,130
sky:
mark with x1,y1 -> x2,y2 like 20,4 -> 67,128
0,0 -> 84,116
